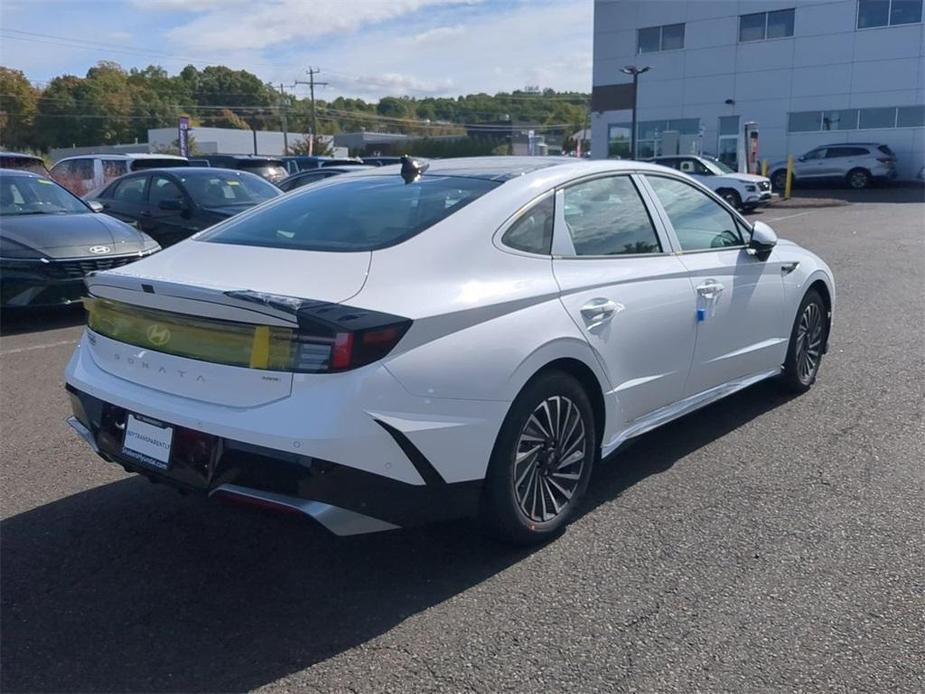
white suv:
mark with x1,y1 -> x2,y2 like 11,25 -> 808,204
50,153 -> 189,197
652,155 -> 773,211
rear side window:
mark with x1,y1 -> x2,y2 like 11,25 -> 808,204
561,176 -> 661,256
502,195 -> 554,255
646,175 -> 743,252
200,175 -> 499,252
877,144 -> 896,156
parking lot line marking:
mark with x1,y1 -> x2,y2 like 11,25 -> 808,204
0,339 -> 78,356
762,209 -> 829,223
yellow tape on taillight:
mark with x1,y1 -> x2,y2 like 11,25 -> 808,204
84,297 -> 295,371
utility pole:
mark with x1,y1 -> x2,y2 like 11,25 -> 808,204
278,83 -> 289,154
295,68 -> 328,155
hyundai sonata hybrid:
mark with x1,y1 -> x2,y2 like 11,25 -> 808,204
65,157 -> 834,544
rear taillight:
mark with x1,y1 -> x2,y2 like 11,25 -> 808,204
85,294 -> 411,375
877,157 -> 895,164
229,290 -> 412,373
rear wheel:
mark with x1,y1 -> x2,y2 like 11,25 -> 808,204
781,289 -> 827,393
480,371 -> 596,545
846,168 -> 870,190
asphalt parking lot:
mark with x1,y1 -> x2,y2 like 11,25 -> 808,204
1,187 -> 923,693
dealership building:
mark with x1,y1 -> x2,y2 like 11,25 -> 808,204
590,0 -> 925,179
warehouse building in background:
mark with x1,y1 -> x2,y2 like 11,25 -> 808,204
591,0 -> 925,179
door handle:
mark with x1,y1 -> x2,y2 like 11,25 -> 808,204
696,280 -> 725,300
580,298 -> 621,325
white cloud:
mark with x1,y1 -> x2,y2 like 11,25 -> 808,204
413,25 -> 465,43
165,0 -> 483,53
131,0 -> 250,11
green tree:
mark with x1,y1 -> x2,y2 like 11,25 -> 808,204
0,67 -> 39,150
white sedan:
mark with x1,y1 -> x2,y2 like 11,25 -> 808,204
65,157 -> 834,545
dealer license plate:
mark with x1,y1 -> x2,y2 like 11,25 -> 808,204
122,414 -> 173,470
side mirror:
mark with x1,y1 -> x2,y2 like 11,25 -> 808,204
87,200 -> 104,213
797,155 -> 806,162
748,220 -> 778,258
158,198 -> 184,211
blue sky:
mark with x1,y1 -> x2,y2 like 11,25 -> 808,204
0,0 -> 593,99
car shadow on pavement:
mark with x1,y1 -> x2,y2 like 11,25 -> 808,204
0,303 -> 85,337
0,380 -> 795,693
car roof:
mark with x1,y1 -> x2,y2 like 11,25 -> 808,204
114,166 -> 261,176
55,153 -> 187,162
0,152 -> 45,161
203,154 -> 284,161
293,165 -> 374,174
358,156 -> 577,181
0,167 -> 45,177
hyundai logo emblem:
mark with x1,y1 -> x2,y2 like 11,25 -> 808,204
146,324 -> 171,347
88,245 -> 111,255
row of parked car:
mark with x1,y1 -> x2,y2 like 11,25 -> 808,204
0,151 -> 399,309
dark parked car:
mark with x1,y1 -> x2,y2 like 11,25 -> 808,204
0,152 -> 49,176
281,155 -> 366,174
277,164 -> 374,192
86,168 -> 281,247
0,169 -> 159,308
198,155 -> 288,183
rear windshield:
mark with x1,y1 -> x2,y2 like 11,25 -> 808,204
236,161 -> 287,182
130,158 -> 189,170
877,145 -> 895,156
200,175 -> 499,251
177,171 -> 280,206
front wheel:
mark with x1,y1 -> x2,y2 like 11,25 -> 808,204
480,371 -> 596,545
781,289 -> 827,393
771,170 -> 788,191
719,189 -> 742,210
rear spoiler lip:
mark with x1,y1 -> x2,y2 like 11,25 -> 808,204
84,273 -> 300,327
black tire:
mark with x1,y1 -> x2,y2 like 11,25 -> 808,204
771,170 -> 788,191
781,289 -> 827,393
480,370 -> 596,545
718,189 -> 742,210
846,168 -> 870,190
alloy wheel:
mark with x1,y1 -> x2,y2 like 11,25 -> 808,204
795,302 -> 824,384
512,395 -> 587,523
849,171 -> 868,189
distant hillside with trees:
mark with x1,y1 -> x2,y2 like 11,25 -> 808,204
0,62 -> 589,153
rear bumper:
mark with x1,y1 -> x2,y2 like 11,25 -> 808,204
66,385 -> 483,534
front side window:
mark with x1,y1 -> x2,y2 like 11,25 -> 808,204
646,176 -> 744,252
501,195 -> 554,255
201,175 -> 499,252
111,176 -> 148,203
858,0 -> 922,27
802,149 -> 826,160
561,176 -> 661,257
149,175 -> 184,206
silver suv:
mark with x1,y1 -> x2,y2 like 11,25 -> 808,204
770,143 -> 897,191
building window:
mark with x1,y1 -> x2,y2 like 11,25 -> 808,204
897,105 -> 925,127
637,23 -> 685,53
859,107 -> 897,129
788,106 -> 923,132
822,109 -> 860,130
608,119 -> 701,158
857,0 -> 922,28
739,8 -> 795,41
788,112 -> 823,132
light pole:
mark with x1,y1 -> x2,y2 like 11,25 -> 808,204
621,65 -> 650,159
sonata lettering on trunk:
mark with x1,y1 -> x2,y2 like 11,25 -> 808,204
111,351 -> 206,383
